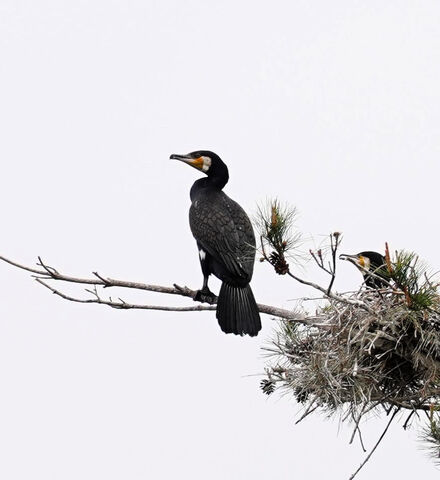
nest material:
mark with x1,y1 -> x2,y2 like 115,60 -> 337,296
264,289 -> 440,417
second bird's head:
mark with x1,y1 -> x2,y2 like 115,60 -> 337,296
339,251 -> 385,272
170,150 -> 229,183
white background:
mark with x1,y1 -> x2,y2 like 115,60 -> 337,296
1,1 -> 439,478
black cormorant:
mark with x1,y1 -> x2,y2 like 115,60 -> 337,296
171,150 -> 261,337
339,251 -> 388,288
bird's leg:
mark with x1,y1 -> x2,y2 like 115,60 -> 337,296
194,275 -> 218,304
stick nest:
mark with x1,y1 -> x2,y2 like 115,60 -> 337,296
263,289 -> 440,418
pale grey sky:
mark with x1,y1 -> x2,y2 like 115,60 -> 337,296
1,1 -> 439,478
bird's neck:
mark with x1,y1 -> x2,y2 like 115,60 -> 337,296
210,174 -> 228,190
191,175 -> 229,198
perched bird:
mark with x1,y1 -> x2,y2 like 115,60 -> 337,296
339,251 -> 389,289
171,150 -> 261,337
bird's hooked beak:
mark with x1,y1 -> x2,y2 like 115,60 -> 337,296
339,253 -> 367,268
170,153 -> 205,171
339,253 -> 357,262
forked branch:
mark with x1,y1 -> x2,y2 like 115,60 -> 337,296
0,255 -> 306,322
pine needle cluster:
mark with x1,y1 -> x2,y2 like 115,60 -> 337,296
390,250 -> 439,311
420,407 -> 440,464
255,199 -> 301,275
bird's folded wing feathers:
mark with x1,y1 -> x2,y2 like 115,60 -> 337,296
189,194 -> 255,279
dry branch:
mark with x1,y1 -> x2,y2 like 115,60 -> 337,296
0,255 -> 305,322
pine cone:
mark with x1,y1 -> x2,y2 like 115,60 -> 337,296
269,251 -> 289,275
260,379 -> 276,395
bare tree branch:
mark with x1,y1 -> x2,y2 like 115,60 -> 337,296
35,278 -> 218,313
0,255 -> 306,322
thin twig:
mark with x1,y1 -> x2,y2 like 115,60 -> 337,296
348,407 -> 400,480
92,271 -> 111,286
349,406 -> 367,446
286,269 -> 375,313
356,427 -> 367,453
295,402 -> 319,424
327,233 -> 341,295
403,410 -> 416,430
37,257 -> 59,276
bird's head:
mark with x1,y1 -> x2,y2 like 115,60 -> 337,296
340,251 -> 388,289
339,252 -> 371,271
170,150 -> 229,184
339,251 -> 385,272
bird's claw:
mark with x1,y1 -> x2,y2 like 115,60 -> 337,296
194,287 -> 218,304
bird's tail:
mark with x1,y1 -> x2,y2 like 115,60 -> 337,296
216,282 -> 261,337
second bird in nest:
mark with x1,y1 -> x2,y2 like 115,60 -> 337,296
339,251 -> 389,289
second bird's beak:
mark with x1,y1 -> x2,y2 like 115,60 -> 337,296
339,253 -> 367,269
339,253 -> 358,263
170,153 -> 204,171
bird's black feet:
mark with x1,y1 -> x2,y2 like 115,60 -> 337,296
194,287 -> 218,304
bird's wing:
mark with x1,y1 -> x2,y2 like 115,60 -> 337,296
189,192 -> 255,280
